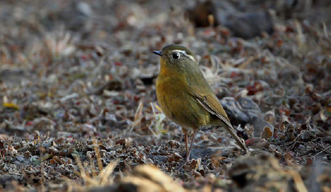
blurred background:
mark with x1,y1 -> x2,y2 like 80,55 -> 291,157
0,1 -> 331,191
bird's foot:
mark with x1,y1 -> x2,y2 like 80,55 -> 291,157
177,154 -> 190,169
178,159 -> 188,169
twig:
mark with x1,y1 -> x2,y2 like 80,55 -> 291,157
314,145 -> 331,157
287,170 -> 308,192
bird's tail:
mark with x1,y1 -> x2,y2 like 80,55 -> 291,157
223,125 -> 248,153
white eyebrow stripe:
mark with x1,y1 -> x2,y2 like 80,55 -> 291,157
172,50 -> 196,62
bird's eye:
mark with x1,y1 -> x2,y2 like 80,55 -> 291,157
172,53 -> 180,60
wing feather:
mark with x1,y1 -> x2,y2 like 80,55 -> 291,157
193,91 -> 248,152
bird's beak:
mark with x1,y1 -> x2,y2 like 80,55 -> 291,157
153,51 -> 163,56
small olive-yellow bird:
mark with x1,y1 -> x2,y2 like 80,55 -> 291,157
153,44 -> 247,166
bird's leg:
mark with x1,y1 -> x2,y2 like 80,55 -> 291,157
182,129 -> 189,158
185,130 -> 198,162
178,130 -> 198,169
185,133 -> 188,158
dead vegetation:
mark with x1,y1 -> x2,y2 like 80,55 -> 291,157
0,0 -> 331,191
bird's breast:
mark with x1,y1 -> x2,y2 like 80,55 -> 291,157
156,76 -> 211,130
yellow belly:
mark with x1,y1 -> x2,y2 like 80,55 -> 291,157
156,77 -> 210,130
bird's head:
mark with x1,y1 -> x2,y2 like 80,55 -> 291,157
153,44 -> 197,69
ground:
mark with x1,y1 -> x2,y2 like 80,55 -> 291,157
0,0 -> 331,192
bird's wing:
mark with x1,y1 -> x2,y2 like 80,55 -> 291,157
195,93 -> 232,127
189,87 -> 248,152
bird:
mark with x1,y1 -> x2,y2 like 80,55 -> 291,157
153,44 -> 248,167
